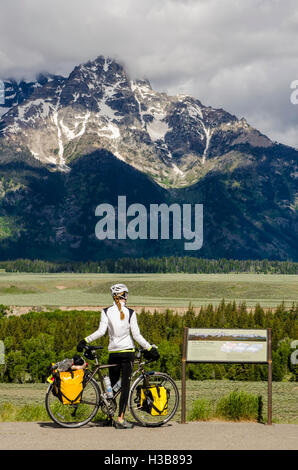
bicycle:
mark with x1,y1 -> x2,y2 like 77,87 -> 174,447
45,344 -> 179,428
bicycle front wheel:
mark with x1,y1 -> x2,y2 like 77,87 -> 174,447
45,377 -> 100,428
129,372 -> 179,427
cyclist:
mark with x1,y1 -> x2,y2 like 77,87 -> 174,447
77,283 -> 159,429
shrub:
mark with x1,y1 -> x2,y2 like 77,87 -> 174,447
0,402 -> 49,422
188,398 -> 212,421
0,402 -> 16,421
15,403 -> 49,421
215,390 -> 262,421
0,305 -> 9,319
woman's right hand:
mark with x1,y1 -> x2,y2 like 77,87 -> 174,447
77,338 -> 87,352
144,345 -> 160,360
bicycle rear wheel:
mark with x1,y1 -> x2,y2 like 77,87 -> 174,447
45,376 -> 100,428
129,372 -> 179,427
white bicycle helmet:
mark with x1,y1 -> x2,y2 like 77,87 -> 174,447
110,283 -> 128,299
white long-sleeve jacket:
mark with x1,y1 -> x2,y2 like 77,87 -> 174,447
85,302 -> 151,353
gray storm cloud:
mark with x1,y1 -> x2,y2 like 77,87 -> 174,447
0,0 -> 297,147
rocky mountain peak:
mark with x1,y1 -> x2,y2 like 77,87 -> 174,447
0,56 -> 296,262
0,55 -> 273,186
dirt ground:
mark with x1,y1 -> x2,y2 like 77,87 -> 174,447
6,305 -> 201,316
7,305 -> 272,316
0,421 -> 297,451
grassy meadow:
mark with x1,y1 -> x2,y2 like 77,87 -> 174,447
0,272 -> 297,309
0,380 -> 297,424
0,271 -> 297,424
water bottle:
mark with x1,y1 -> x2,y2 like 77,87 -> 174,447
103,375 -> 113,398
113,378 -> 121,393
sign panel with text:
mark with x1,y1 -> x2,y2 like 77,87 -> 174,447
186,328 -> 268,363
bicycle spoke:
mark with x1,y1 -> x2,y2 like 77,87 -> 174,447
45,378 -> 100,428
80,400 -> 98,406
129,372 -> 179,427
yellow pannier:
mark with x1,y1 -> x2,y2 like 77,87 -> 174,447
57,369 -> 85,405
140,385 -> 169,416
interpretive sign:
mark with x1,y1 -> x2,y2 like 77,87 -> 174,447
186,328 -> 268,363
181,327 -> 272,425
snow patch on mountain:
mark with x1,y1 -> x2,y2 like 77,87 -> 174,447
187,103 -> 203,120
147,115 -> 170,142
172,163 -> 185,177
60,111 -> 90,140
130,80 -> 146,129
18,99 -> 52,122
98,121 -> 120,139
131,81 -> 172,142
201,123 -> 214,164
113,150 -> 125,161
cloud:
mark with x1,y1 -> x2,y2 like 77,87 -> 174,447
0,0 -> 297,146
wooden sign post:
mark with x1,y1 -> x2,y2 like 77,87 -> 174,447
267,328 -> 272,425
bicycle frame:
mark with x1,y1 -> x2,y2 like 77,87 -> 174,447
84,351 -> 153,405
45,346 -> 179,428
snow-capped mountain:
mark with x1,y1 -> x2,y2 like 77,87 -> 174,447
0,55 -> 297,261
0,73 -> 64,118
0,56 -> 272,187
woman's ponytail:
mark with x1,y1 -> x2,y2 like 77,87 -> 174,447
114,295 -> 125,320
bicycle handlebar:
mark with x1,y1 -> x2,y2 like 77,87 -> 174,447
85,345 -> 103,350
84,344 -> 157,364
84,345 -> 145,354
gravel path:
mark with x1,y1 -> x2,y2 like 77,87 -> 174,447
0,421 -> 297,450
